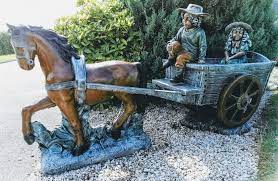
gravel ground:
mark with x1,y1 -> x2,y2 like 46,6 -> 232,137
36,91 -> 271,181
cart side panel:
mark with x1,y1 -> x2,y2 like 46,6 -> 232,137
164,60 -> 205,89
183,67 -> 207,105
163,53 -> 275,106
201,62 -> 275,105
164,60 -> 205,105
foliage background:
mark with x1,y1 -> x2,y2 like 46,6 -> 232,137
55,0 -> 278,80
55,0 -> 141,62
122,0 -> 278,79
0,32 -> 14,55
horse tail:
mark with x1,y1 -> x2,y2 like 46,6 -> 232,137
134,62 -> 147,89
134,62 -> 147,113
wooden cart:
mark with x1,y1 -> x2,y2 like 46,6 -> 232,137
85,52 -> 275,127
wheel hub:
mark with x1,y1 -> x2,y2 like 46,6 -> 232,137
237,94 -> 252,113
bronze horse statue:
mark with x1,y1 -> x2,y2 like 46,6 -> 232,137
7,24 -> 144,156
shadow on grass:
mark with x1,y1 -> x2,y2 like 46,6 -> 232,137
258,91 -> 278,180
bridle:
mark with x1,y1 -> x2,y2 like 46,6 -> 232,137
11,33 -> 36,66
14,46 -> 36,66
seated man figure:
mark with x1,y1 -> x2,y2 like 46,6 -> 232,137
163,4 -> 209,83
221,22 -> 253,64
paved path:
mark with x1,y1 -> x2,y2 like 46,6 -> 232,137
0,61 -> 60,180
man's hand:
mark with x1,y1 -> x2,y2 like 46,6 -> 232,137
166,43 -> 173,52
198,59 -> 205,64
225,57 -> 231,64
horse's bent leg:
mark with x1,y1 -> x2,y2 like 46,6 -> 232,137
56,100 -> 88,156
22,97 -> 56,144
112,93 -> 137,139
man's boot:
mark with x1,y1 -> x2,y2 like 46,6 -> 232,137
170,69 -> 184,83
162,57 -> 175,70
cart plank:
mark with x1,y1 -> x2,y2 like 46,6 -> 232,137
86,82 -> 196,103
152,79 -> 202,95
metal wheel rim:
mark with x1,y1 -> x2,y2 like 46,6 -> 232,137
218,75 -> 262,128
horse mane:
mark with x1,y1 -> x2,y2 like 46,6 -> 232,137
25,25 -> 80,63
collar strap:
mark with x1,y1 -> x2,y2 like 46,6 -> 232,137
45,81 -> 75,91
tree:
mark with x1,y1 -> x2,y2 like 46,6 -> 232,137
55,0 -> 278,80
202,0 -> 278,58
0,32 -> 13,55
123,0 -> 278,79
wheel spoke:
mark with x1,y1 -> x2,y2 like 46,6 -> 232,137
230,109 -> 239,121
242,106 -> 252,119
230,94 -> 239,101
240,81 -> 245,95
225,103 -> 237,112
249,90 -> 259,97
242,104 -> 256,118
246,81 -> 254,94
248,104 -> 257,109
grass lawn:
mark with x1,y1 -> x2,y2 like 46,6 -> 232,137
0,54 -> 15,63
258,92 -> 278,180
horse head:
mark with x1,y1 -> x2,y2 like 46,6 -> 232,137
7,24 -> 37,70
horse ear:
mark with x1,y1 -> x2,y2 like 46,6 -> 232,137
6,24 -> 17,32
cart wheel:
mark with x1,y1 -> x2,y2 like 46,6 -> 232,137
218,75 -> 262,128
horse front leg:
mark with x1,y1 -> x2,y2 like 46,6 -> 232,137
56,98 -> 89,156
22,97 -> 56,144
111,93 -> 137,139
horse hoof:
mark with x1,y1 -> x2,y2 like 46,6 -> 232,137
24,133 -> 35,145
111,128 -> 121,140
72,143 -> 90,156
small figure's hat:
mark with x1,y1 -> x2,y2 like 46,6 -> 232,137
225,22 -> 253,33
178,4 -> 209,17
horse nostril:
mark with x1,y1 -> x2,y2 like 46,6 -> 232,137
27,59 -> 34,65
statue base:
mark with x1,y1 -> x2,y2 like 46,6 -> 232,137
30,105 -> 151,175
40,127 -> 150,175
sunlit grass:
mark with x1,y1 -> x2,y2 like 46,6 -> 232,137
0,54 -> 15,63
258,92 -> 278,180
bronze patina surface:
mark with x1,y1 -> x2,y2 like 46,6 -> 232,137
7,24 -> 143,156
163,4 -> 209,83
222,22 -> 253,64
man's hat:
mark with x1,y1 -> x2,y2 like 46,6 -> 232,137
225,22 -> 253,33
178,4 -> 209,17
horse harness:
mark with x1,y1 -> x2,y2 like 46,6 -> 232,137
45,56 -> 87,105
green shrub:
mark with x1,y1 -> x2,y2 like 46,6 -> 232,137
202,0 -> 278,58
54,0 -> 141,62
0,32 -> 14,55
121,0 -> 186,80
55,0 -> 278,80
123,0 -> 278,79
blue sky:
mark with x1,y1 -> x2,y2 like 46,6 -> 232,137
0,0 -> 77,31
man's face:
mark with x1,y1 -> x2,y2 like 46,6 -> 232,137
232,27 -> 244,41
183,13 -> 193,29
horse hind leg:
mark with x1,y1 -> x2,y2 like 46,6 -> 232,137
111,93 -> 137,139
22,97 -> 56,144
